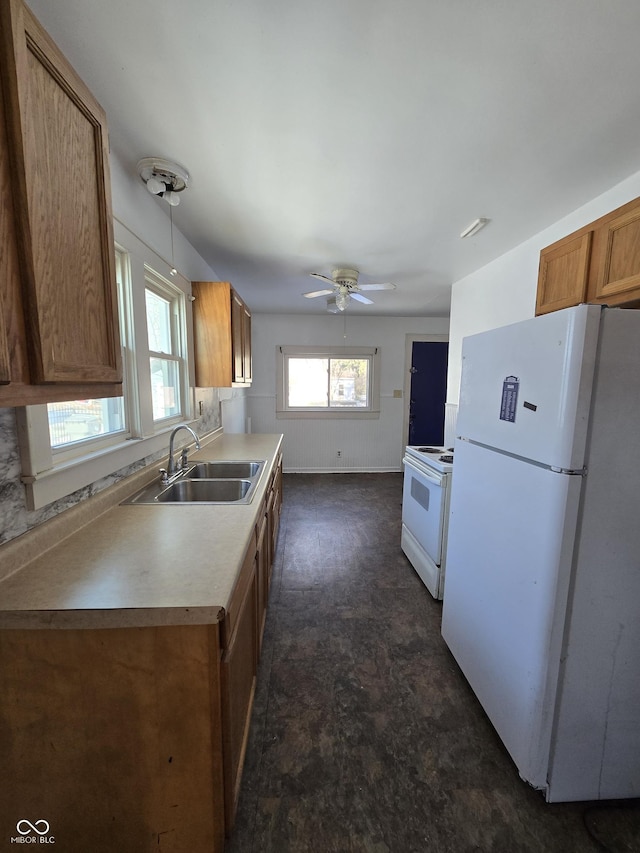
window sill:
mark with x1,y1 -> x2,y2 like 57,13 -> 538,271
275,410 -> 380,419
21,421 -> 203,511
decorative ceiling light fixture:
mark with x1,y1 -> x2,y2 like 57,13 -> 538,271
460,217 -> 490,239
137,157 -> 189,206
335,288 -> 350,311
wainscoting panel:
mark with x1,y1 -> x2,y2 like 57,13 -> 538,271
247,395 -> 403,472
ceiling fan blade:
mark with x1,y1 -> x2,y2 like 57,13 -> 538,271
357,282 -> 396,291
350,292 -> 374,304
303,288 -> 334,298
309,273 -> 335,285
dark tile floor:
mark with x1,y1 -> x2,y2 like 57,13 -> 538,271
227,473 -> 640,853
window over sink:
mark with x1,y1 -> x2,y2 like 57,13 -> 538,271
17,220 -> 195,510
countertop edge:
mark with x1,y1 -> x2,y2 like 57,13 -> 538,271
0,606 -> 225,630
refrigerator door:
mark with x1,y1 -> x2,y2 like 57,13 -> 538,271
457,305 -> 601,470
441,439 -> 583,792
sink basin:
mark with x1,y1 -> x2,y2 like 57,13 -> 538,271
156,478 -> 252,503
122,458 -> 265,506
187,460 -> 263,479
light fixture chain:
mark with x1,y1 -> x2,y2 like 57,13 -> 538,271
169,205 -> 177,276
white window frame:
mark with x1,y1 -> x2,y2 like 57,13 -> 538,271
144,269 -> 189,426
276,345 -> 381,419
17,219 -> 196,510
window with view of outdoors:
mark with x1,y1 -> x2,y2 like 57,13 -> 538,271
47,398 -> 126,448
277,346 -> 380,418
145,285 -> 182,421
288,357 -> 370,408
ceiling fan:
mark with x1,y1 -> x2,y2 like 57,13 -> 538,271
303,268 -> 396,311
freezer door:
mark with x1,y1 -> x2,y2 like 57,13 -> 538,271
457,305 -> 601,470
441,440 -> 583,791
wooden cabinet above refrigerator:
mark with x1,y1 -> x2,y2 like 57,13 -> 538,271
536,195 -> 640,315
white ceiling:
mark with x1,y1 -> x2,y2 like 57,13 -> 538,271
27,0 -> 640,317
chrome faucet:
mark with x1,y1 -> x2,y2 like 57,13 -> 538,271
160,424 -> 201,484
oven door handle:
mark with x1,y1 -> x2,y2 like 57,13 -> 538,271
403,456 -> 444,486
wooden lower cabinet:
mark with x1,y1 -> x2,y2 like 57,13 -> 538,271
0,624 -> 226,852
269,454 -> 283,565
256,507 -> 269,653
220,543 -> 258,832
0,539 -> 265,850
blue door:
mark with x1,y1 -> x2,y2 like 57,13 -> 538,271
408,341 -> 448,445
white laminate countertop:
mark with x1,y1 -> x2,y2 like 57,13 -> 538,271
0,432 -> 283,630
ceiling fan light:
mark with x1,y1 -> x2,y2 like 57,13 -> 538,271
145,176 -> 165,195
137,158 -> 190,205
335,290 -> 350,311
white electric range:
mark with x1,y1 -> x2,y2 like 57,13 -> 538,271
401,445 -> 454,599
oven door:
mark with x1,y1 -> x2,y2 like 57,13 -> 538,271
402,455 -> 447,566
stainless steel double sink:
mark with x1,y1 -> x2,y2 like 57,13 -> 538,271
123,460 -> 265,505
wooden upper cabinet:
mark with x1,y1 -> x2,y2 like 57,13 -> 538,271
535,232 -> 592,316
591,203 -> 640,302
536,195 -> 640,316
0,0 -> 122,405
0,72 -> 23,387
231,292 -> 252,385
192,281 -> 252,387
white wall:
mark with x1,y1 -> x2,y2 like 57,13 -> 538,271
247,313 -> 449,472
446,169 -> 640,409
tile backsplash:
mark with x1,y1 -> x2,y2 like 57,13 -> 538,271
0,389 -> 223,546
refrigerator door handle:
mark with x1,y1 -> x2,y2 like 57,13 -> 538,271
550,466 -> 587,475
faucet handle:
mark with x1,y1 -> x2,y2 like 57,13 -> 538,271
159,468 -> 169,484
180,448 -> 189,470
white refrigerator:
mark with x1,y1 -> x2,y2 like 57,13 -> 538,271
441,304 -> 640,803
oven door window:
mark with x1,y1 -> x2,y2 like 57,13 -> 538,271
402,465 -> 446,565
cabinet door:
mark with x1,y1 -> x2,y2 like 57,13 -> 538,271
535,232 -> 592,316
192,280 -> 233,387
593,204 -> 640,301
0,77 -> 20,386
231,291 -> 245,383
255,510 -> 269,654
220,554 -> 257,830
242,303 -> 252,384
2,0 -> 121,385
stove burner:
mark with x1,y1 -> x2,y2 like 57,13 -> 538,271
415,447 -> 443,453
439,454 -> 454,464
